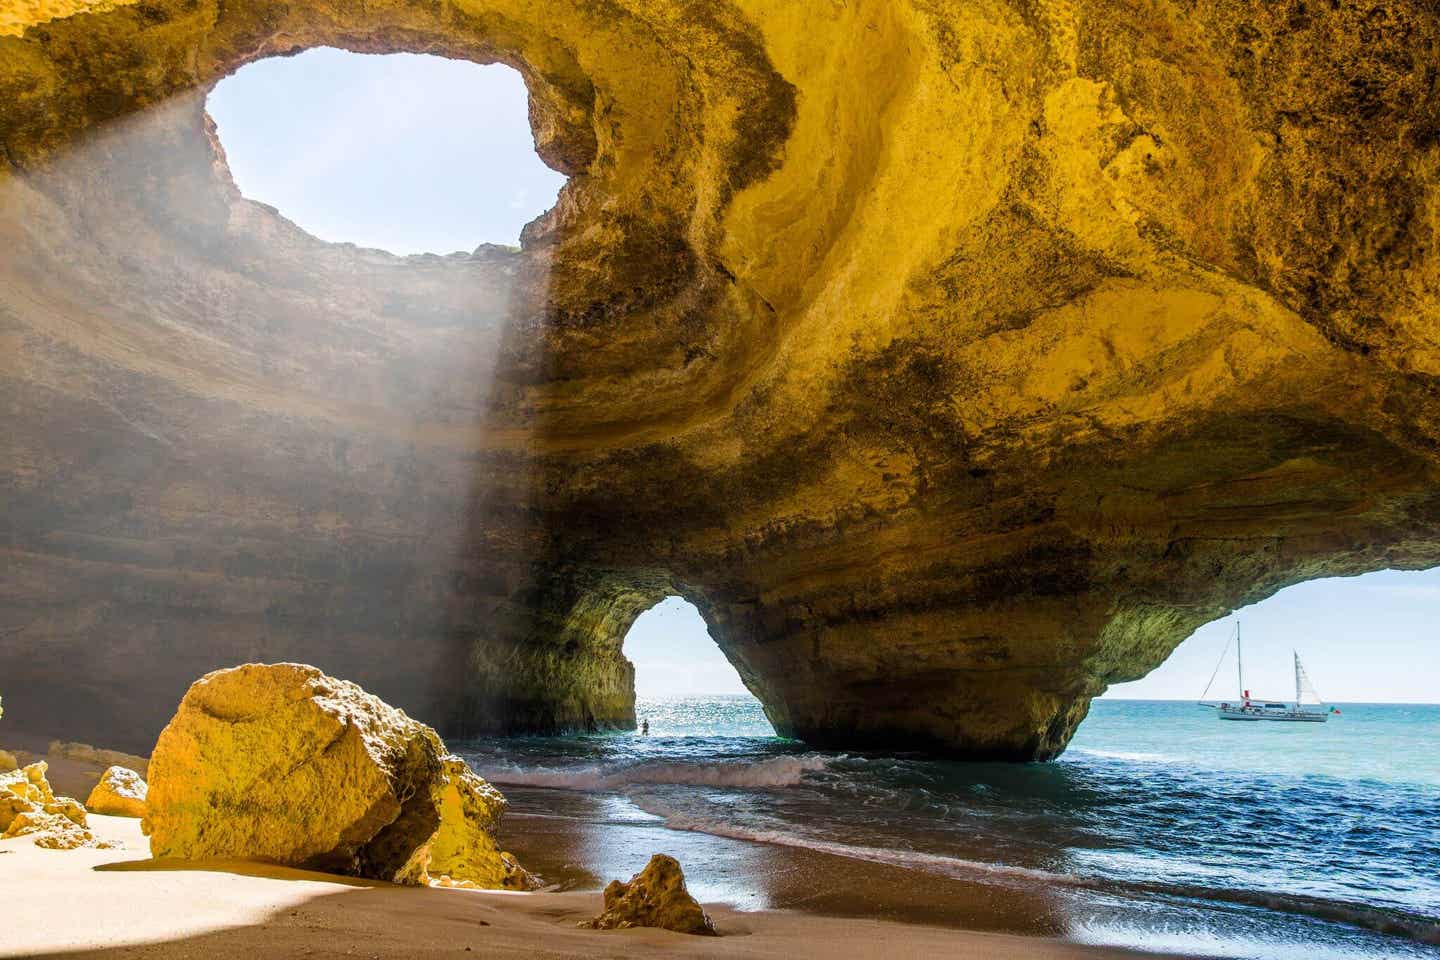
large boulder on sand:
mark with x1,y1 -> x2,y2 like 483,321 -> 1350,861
86,766 -> 148,818
582,854 -> 717,936
142,663 -> 532,887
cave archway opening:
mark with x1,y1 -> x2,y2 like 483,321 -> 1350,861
1072,567 -> 1440,774
1102,567 -> 1440,705
621,596 -> 775,737
206,47 -> 567,255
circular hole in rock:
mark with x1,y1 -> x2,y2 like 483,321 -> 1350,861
207,47 -> 566,256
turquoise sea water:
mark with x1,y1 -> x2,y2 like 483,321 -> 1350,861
458,697 -> 1440,959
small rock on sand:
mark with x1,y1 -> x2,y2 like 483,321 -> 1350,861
581,854 -> 717,936
86,766 -> 148,818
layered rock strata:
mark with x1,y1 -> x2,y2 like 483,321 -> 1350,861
1,1 -> 1439,759
142,663 -> 532,887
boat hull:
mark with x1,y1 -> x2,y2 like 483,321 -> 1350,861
1217,706 -> 1329,723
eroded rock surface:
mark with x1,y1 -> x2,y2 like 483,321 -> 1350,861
85,766 -> 147,818
429,756 -> 539,890
1,761 -> 114,849
582,854 -> 717,936
143,664 -> 441,882
143,663 -> 529,886
1,1 -> 1439,759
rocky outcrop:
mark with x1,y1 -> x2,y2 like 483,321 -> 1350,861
2,1 -> 1440,760
85,766 -> 147,818
142,663 -> 529,886
428,756 -> 538,890
582,855 -> 717,936
1,761 -> 114,849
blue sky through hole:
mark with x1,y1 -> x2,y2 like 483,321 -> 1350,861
1104,567 -> 1440,702
624,571 -> 1440,701
206,48 -> 565,255
625,597 -> 751,698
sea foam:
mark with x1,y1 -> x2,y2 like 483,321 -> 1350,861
480,754 -> 830,791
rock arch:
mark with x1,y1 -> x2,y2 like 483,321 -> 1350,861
1,0 -> 1439,759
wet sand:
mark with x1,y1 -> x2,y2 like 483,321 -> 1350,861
498,786 -> 1081,937
1,814 -> 1194,959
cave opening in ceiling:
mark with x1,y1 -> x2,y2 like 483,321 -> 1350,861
623,596 -> 775,737
206,47 -> 567,256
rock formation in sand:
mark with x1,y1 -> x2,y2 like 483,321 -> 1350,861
1,761 -> 115,849
142,663 -> 531,886
428,756 -> 539,890
582,854 -> 717,936
2,2 -> 1439,760
85,766 -> 148,818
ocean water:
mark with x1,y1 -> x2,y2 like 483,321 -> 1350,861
457,697 -> 1440,959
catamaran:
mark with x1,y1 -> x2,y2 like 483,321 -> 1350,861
1198,623 -> 1337,722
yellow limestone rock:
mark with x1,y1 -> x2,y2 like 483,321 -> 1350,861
85,765 -> 148,818
582,854 -> 717,936
6,0 -> 1440,767
428,756 -> 538,890
2,760 -> 57,807
0,761 -> 114,848
5,808 -> 97,849
0,0 -> 140,38
143,663 -> 529,887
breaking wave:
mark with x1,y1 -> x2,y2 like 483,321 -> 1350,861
632,796 -> 1440,946
458,698 -> 1440,957
482,754 -> 831,791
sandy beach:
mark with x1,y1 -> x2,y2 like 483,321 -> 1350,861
0,813 -> 1199,960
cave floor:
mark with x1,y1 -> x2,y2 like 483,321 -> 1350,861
0,815 -> 1189,959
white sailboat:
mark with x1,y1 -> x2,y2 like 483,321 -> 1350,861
1198,623 -> 1337,722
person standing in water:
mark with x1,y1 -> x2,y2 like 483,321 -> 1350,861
641,719 -> 649,735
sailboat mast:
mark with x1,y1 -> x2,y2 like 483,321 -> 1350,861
1294,651 -> 1301,705
1236,623 -> 1244,700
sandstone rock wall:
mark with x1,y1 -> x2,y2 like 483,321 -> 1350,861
1,0 -> 1438,758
